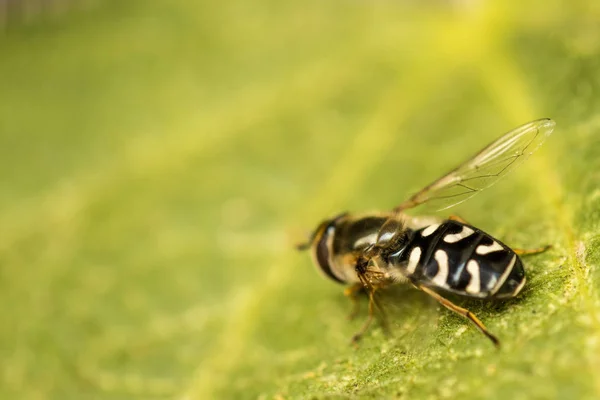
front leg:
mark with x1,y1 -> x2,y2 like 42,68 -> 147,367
349,268 -> 391,343
344,283 -> 364,320
350,288 -> 379,344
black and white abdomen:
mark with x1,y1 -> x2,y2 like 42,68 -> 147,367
386,220 -> 525,299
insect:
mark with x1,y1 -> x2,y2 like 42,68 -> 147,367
298,118 -> 556,347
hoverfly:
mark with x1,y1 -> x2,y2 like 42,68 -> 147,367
298,118 -> 556,347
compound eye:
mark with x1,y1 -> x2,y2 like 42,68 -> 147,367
312,226 -> 344,284
315,228 -> 331,273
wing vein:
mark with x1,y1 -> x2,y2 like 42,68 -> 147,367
394,119 -> 556,212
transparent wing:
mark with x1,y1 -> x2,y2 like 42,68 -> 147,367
394,118 -> 556,212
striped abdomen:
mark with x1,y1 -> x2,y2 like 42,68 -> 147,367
386,220 -> 525,299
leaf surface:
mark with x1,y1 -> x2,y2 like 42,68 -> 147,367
1,1 -> 600,399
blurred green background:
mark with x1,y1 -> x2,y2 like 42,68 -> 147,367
1,0 -> 600,399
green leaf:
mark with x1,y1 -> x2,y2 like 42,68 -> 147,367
1,1 -> 600,399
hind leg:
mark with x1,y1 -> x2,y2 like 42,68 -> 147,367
419,285 -> 500,347
512,245 -> 552,256
448,215 -> 552,257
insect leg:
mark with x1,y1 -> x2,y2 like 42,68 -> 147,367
448,216 -> 551,258
344,283 -> 364,320
372,291 -> 391,336
350,288 -> 377,343
419,285 -> 500,347
448,214 -> 470,224
513,245 -> 552,256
